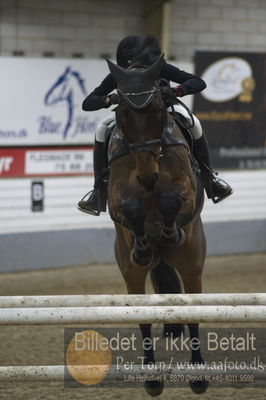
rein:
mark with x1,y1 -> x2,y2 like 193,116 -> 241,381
127,139 -> 162,149
127,138 -> 162,161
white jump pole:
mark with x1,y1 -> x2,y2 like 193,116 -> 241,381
0,305 -> 266,325
0,365 -> 265,382
0,293 -> 266,308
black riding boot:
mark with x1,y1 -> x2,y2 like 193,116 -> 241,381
193,134 -> 233,203
77,140 -> 107,215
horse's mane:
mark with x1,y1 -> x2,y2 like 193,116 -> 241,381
130,35 -> 163,69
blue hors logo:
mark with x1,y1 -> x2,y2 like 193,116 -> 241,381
43,66 -> 86,138
39,66 -> 97,140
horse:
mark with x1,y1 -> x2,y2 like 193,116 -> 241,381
44,66 -> 87,138
106,55 -> 208,396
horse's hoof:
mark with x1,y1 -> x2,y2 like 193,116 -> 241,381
130,249 -> 153,268
189,379 -> 209,394
144,380 -> 164,397
161,228 -> 186,247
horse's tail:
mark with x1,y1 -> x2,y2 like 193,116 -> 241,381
150,259 -> 184,337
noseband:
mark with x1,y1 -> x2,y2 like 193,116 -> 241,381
117,87 -> 156,110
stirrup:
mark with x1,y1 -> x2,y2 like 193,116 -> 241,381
212,191 -> 232,204
211,178 -> 233,204
199,163 -> 233,203
77,190 -> 105,216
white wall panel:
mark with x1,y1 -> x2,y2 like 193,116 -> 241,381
0,170 -> 265,235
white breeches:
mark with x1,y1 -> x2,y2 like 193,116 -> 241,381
95,104 -> 202,143
168,104 -> 203,140
95,116 -> 116,143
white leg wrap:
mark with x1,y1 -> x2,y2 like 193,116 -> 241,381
168,104 -> 203,140
95,116 -> 116,143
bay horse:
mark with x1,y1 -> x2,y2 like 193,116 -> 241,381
106,55 -> 208,396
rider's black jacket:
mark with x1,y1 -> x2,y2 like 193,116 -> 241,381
82,62 -> 206,111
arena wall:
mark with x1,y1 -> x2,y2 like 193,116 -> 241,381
0,171 -> 265,272
1,1 -> 266,61
169,0 -> 266,61
0,0 -> 266,272
0,0 -> 146,59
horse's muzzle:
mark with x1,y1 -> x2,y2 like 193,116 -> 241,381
137,173 -> 159,192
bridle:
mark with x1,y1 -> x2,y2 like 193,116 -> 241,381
117,87 -> 156,109
127,138 -> 162,162
116,83 -> 165,161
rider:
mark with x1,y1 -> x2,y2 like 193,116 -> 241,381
78,35 -> 232,215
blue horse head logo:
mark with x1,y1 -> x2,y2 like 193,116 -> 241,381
44,66 -> 87,138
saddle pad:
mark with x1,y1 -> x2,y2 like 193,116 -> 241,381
107,126 -> 130,165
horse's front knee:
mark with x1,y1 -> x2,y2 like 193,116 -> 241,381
159,191 -> 183,226
123,197 -> 146,228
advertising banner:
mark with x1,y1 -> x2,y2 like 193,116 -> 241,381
0,57 -> 113,146
0,147 -> 93,177
194,52 -> 266,169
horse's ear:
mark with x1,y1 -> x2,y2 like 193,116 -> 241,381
144,53 -> 165,80
106,58 -> 128,82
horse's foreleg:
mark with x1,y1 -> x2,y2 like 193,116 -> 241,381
187,323 -> 209,394
121,262 -> 164,396
159,191 -> 185,246
181,254 -> 209,394
182,266 -> 206,366
139,323 -> 164,396
188,323 -> 205,364
123,196 -> 153,267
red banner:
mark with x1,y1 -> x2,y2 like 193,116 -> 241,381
0,147 -> 93,178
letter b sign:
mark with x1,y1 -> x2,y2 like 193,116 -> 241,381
31,181 -> 44,212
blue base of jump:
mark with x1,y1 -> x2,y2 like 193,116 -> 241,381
0,219 -> 265,272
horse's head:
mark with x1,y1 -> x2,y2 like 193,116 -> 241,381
107,55 -> 165,192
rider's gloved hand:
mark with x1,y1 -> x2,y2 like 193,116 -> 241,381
173,85 -> 184,97
103,96 -> 112,107
109,94 -> 119,104
104,94 -> 118,107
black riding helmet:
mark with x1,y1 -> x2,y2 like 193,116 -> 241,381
116,35 -> 163,68
116,35 -> 140,68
